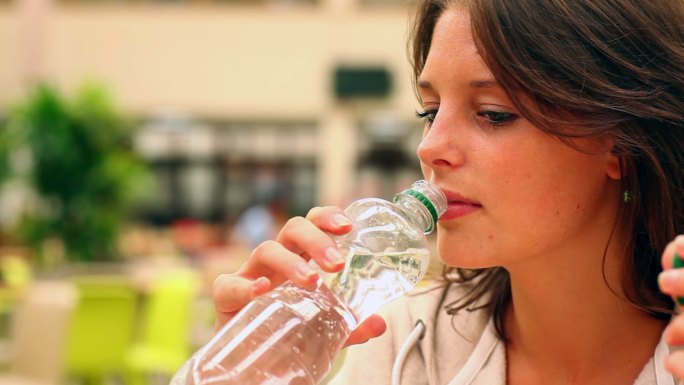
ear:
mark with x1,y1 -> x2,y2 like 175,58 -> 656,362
605,149 -> 622,181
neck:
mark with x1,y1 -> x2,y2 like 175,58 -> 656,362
504,230 -> 666,383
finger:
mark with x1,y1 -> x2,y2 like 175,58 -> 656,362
213,274 -> 271,328
658,267 -> 684,297
665,350 -> 684,379
306,206 -> 353,235
276,216 -> 346,272
242,240 -> 319,288
661,235 -> 684,270
343,314 -> 387,347
664,316 -> 684,346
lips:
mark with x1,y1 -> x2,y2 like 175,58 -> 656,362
439,189 -> 482,221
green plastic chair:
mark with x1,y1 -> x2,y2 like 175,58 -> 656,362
0,255 -> 34,345
0,255 -> 32,290
0,255 -> 33,313
125,269 -> 200,385
64,275 -> 138,385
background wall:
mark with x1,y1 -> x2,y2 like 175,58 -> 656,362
0,2 -> 432,382
0,0 -> 423,206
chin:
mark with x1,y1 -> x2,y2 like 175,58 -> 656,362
436,241 -> 502,270
437,247 -> 485,269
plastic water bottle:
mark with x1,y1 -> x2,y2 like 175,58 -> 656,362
171,180 -> 447,385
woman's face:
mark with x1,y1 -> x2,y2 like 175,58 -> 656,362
417,6 -> 623,270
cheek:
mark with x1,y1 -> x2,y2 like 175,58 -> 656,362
491,156 -> 611,245
420,163 -> 433,181
478,145 -> 612,249
487,136 -> 607,211
493,160 -> 597,224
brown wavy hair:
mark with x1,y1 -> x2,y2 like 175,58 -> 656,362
409,0 -> 684,341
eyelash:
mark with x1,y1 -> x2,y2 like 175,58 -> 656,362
415,110 -> 437,125
415,109 -> 518,129
477,111 -> 518,128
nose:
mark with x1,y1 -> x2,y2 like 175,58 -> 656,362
416,112 -> 465,170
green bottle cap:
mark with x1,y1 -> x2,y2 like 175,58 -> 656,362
674,253 -> 684,306
404,189 -> 439,231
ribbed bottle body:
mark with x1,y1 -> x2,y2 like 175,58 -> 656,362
181,279 -> 353,385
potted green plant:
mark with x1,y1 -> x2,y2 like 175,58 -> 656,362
0,83 -> 154,264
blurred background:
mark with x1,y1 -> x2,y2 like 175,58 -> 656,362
0,0 -> 427,383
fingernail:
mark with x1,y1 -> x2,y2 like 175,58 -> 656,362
296,262 -> 317,280
659,270 -> 679,292
675,237 -> 684,254
324,247 -> 345,266
675,235 -> 684,247
333,214 -> 352,228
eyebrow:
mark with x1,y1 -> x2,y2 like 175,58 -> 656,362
470,79 -> 500,88
417,79 -> 501,89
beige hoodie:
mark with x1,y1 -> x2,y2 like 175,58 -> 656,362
327,280 -> 675,385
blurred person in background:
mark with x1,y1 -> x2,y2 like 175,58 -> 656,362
230,169 -> 288,249
210,0 -> 684,384
231,195 -> 288,250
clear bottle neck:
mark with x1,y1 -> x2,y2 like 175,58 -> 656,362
393,193 -> 436,234
392,180 -> 447,234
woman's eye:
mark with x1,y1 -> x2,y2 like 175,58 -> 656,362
416,110 -> 437,125
477,110 -> 518,127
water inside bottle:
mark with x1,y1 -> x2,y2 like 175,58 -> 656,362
331,247 -> 430,322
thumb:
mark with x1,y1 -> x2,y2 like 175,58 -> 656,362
213,274 -> 271,329
344,314 -> 387,347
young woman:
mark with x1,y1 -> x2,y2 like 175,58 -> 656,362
212,0 -> 684,383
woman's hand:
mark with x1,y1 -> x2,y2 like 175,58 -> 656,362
659,235 -> 684,377
212,206 -> 387,347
